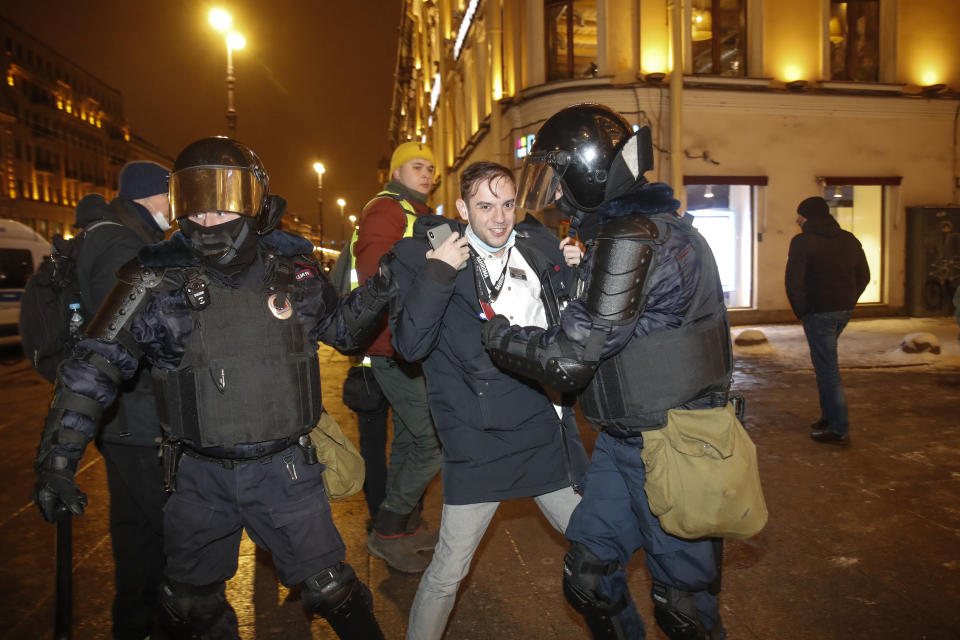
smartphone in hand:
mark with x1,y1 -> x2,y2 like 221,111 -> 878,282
427,225 -> 468,270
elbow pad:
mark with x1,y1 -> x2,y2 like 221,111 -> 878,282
585,216 -> 660,325
86,259 -> 163,342
487,328 -> 598,393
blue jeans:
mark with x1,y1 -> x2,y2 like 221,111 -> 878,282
802,310 -> 853,437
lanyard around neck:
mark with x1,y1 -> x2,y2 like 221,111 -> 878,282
469,245 -> 512,303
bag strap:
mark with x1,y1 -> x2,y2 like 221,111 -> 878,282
108,200 -> 156,244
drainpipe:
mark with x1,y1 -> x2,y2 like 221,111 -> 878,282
669,0 -> 685,212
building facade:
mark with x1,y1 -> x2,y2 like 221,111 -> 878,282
389,0 -> 960,321
0,16 -> 171,241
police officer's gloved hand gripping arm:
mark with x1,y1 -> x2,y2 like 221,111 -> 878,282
310,253 -> 394,354
32,260 -> 161,522
481,215 -> 659,392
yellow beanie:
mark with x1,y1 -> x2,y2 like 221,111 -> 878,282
390,142 -> 435,175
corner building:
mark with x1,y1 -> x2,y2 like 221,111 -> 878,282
389,0 -> 960,322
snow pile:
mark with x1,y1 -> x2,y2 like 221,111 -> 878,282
732,317 -> 960,371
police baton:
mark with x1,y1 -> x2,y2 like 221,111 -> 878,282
54,505 -> 72,640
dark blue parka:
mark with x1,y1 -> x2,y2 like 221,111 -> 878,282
388,215 -> 588,505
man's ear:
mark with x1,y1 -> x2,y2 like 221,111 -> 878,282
455,198 -> 469,222
392,168 -> 402,182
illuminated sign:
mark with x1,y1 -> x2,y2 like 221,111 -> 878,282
515,134 -> 536,159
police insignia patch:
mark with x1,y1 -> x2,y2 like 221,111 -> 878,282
267,294 -> 293,319
294,263 -> 318,281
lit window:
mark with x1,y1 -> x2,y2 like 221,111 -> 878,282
829,0 -> 879,82
821,183 -> 883,303
545,0 -> 598,81
691,0 -> 746,76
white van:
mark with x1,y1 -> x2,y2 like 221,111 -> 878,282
0,219 -> 50,343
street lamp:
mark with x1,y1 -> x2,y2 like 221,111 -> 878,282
313,163 -> 325,250
209,9 -> 245,132
336,198 -> 346,248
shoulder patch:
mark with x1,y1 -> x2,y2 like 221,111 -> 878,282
294,262 -> 318,281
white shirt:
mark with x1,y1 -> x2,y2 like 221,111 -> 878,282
469,236 -> 562,418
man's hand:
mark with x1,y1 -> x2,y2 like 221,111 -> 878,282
367,252 -> 395,297
426,231 -> 470,270
32,457 -> 87,523
480,314 -> 511,347
559,236 -> 583,267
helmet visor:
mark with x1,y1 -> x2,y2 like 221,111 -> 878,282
169,166 -> 265,220
515,151 -> 571,211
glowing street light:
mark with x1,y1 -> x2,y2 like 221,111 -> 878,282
209,9 -> 245,132
313,163 -> 326,249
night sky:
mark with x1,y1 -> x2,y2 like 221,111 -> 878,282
4,1 -> 401,247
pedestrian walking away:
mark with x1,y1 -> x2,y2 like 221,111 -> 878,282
786,195 -> 870,445
30,137 -> 390,639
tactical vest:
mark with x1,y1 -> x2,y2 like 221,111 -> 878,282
579,213 -> 732,431
347,191 -> 417,290
152,271 -> 322,448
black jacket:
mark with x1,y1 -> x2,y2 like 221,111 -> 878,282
76,196 -> 165,447
388,215 -> 588,505
785,215 -> 870,318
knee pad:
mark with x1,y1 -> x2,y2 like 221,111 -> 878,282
158,579 -> 229,638
562,543 -> 630,640
302,563 -> 384,640
651,581 -> 724,640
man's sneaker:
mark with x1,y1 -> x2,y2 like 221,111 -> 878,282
366,531 -> 432,573
811,429 -> 849,445
810,418 -> 828,431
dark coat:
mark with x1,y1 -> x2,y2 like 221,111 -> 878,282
75,196 -> 165,446
785,214 -> 870,318
388,214 -> 588,505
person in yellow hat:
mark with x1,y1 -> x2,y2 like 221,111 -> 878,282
352,142 -> 442,572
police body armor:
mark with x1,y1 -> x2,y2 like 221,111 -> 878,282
153,274 -> 322,448
580,213 -> 732,431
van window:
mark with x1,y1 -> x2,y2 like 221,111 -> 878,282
0,249 -> 34,289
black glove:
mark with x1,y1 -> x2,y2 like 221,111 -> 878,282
369,252 -> 395,297
32,456 -> 87,523
480,314 -> 511,348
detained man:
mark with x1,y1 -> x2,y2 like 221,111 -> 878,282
384,161 -> 588,639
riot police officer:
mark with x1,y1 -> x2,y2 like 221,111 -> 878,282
32,137 -> 387,639
482,104 -> 732,640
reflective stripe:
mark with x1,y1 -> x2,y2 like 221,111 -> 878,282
348,190 -> 418,291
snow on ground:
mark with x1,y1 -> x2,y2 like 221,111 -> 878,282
731,316 -> 960,371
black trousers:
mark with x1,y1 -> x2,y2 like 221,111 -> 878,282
100,441 -> 167,640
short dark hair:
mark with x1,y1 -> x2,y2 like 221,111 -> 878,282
459,162 -> 515,202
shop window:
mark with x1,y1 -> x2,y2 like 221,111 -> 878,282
691,0 -> 746,76
829,0 -> 879,82
545,0 -> 598,81
821,183 -> 885,303
686,182 -> 756,308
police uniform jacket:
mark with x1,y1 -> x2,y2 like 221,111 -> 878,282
50,230 -> 369,459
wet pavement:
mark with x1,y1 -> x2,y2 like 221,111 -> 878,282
0,316 -> 958,639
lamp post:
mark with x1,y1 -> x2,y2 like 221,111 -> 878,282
336,198 -> 346,248
209,9 -> 245,132
313,162 -> 325,250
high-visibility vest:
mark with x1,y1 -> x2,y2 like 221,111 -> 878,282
348,190 -> 417,291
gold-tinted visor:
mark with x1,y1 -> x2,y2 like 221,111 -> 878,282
169,166 -> 265,220
515,151 -> 569,211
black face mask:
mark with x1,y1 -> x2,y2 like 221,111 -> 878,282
179,216 -> 259,272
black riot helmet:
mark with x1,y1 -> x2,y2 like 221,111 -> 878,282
169,136 -> 282,235
516,104 -> 654,214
